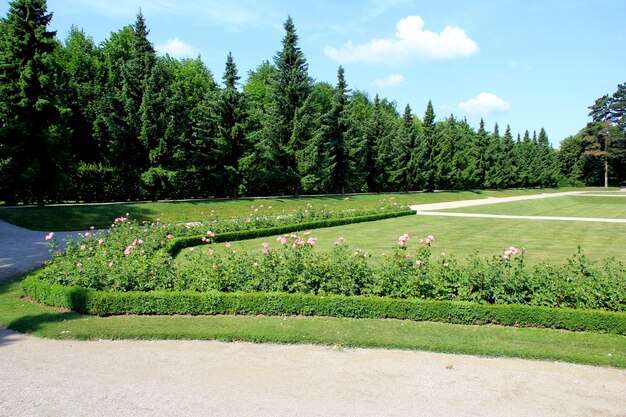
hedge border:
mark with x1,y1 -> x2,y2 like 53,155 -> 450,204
166,209 -> 414,255
22,273 -> 626,335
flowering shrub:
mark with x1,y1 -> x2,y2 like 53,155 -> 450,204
41,216 -> 176,291
175,233 -> 625,311
39,218 -> 626,312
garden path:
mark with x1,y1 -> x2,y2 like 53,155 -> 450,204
0,220 -> 89,282
410,190 -> 626,223
1,192 -> 625,416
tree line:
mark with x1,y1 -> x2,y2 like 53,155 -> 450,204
0,1 -> 623,205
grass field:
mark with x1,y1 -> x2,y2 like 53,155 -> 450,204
1,278 -> 624,368
441,195 -> 626,218
0,188 -> 583,231
3,187 -> 626,366
177,213 -> 626,266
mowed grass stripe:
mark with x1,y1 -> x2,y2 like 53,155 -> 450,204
176,215 -> 626,266
1,279 -> 624,368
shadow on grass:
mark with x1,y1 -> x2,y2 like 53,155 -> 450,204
5,311 -> 82,340
0,275 -> 84,346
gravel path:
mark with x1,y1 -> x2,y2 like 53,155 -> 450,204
408,191 -> 584,211
1,192 -> 625,416
1,328 -> 625,417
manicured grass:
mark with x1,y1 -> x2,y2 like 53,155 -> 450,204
177,214 -> 626,266
442,195 -> 626,218
1,277 -> 624,367
0,188 -> 578,231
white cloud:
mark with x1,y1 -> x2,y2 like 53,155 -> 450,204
324,16 -> 479,65
156,38 -> 198,58
459,92 -> 511,116
371,74 -> 405,88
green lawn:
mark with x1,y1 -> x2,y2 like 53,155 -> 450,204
1,278 -> 624,368
0,188 -> 580,231
177,214 -> 626,266
440,195 -> 626,218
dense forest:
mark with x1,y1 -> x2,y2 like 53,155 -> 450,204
0,1 -> 624,205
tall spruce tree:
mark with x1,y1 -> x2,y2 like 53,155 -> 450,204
536,128 -> 560,186
0,0 -> 62,205
262,16 -> 312,195
474,119 -> 490,188
327,66 -> 351,194
485,123 -> 504,189
217,52 -> 247,198
392,104 -> 417,192
500,125 -> 516,188
419,100 -> 437,192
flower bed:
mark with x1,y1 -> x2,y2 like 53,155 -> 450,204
31,214 -> 626,331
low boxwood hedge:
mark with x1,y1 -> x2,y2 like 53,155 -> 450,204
166,210 -> 414,255
22,273 -> 626,335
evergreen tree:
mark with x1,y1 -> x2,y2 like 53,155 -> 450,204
327,66 -> 351,195
500,125 -> 516,188
419,100 -> 437,192
261,16 -> 312,195
344,91 -> 374,192
474,119 -> 490,188
0,0 -> 62,205
392,104 -> 417,192
216,52 -> 247,198
295,81 -> 334,193
536,128 -> 560,186
485,123 -> 505,189
240,61 -> 276,195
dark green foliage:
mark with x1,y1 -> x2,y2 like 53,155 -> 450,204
0,0 -> 64,205
419,101 -> 437,192
0,5 -> 573,203
258,16 -> 312,195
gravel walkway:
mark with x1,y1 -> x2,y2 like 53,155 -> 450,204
1,328 -> 625,417
1,193 -> 625,416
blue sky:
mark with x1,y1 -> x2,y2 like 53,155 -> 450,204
3,0 -> 625,146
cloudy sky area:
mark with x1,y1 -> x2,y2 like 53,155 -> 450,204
3,0 -> 624,146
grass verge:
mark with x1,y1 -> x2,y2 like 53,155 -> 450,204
0,188 -> 581,231
2,277 -> 624,368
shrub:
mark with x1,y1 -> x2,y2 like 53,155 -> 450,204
21,273 -> 626,335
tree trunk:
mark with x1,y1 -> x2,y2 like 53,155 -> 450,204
605,154 -> 609,188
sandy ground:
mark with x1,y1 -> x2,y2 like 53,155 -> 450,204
1,328 -> 625,417
1,191 -> 625,416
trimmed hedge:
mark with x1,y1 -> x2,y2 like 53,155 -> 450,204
22,274 -> 626,335
166,209 -> 414,255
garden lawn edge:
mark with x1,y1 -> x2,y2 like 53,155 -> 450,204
22,273 -> 626,335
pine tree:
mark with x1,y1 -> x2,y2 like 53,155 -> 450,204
391,104 -> 416,192
500,125 -> 516,188
217,52 -> 247,198
474,119 -> 490,188
419,101 -> 437,192
0,0 -> 62,205
327,66 -> 351,194
262,16 -> 312,195
485,123 -> 505,189
344,91 -> 373,192
536,128 -> 560,187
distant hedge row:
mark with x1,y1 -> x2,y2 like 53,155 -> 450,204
22,273 -> 626,335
